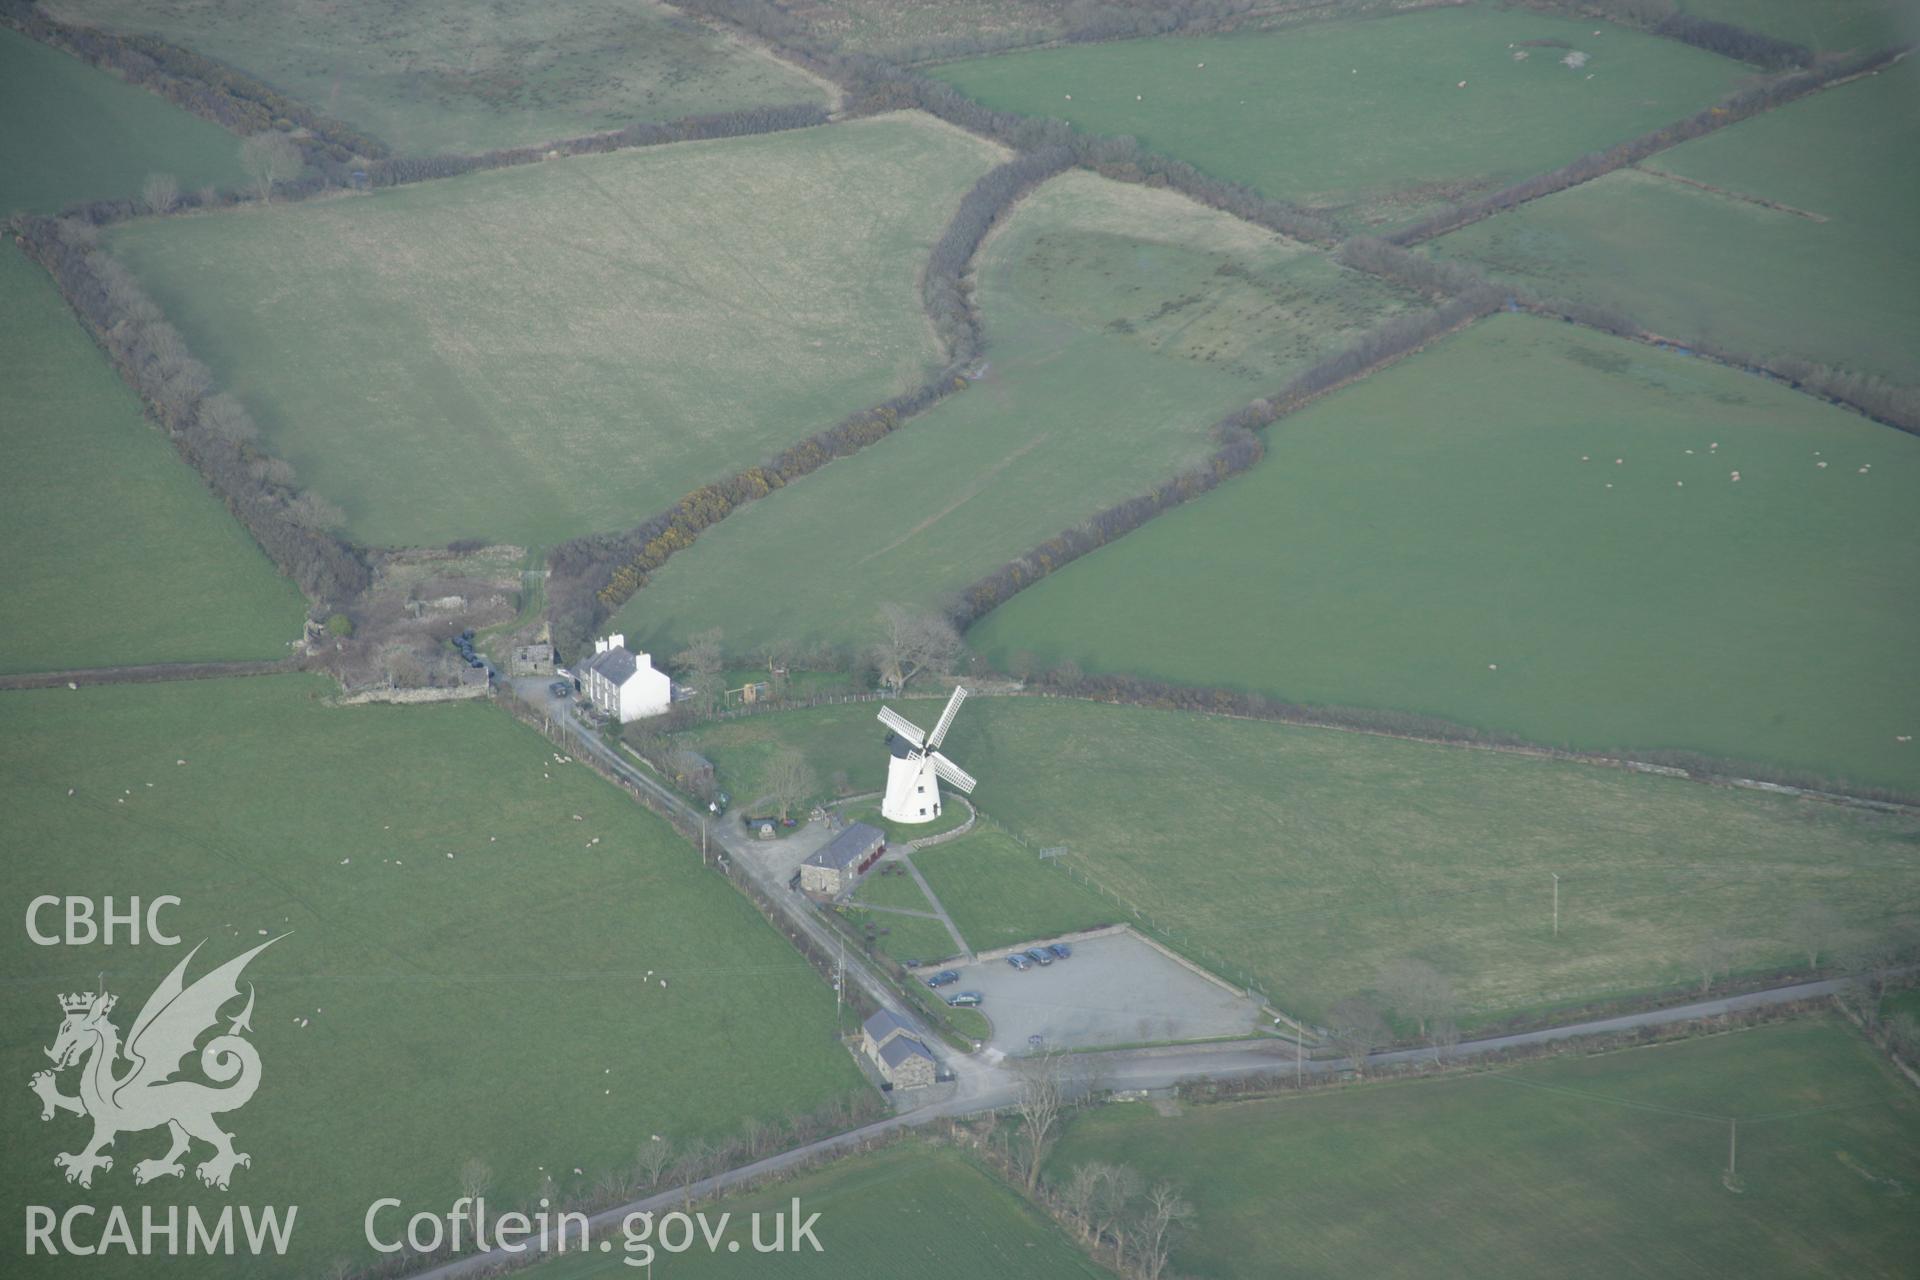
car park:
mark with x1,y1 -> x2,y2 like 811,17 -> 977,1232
1006,953 -> 1031,971
1048,943 -> 1073,960
926,969 -> 961,989
1026,947 -> 1053,966
946,991 -> 983,1007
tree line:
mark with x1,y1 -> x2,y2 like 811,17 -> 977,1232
945,287 -> 1502,630
0,1 -> 385,167
1551,0 -> 1813,69
12,216 -> 370,608
1387,44 -> 1905,246
543,148 -> 1074,656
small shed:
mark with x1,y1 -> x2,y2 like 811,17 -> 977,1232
511,643 -> 555,676
798,822 -> 886,897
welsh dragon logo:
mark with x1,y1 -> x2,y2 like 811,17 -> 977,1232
30,937 -> 283,1191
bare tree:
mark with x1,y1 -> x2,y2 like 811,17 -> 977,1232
669,1137 -> 712,1208
197,391 -> 259,445
239,132 -> 302,203
763,747 -> 816,821
1786,900 -> 1842,971
754,636 -> 797,694
635,1138 -> 673,1190
1325,996 -> 1388,1076
1429,1015 -> 1460,1065
1378,958 -> 1455,1041
457,1157 -> 491,1202
1136,1180 -> 1195,1280
1012,1049 -> 1069,1191
1692,934 -> 1737,994
1090,1163 -> 1144,1268
671,627 -> 725,715
141,172 -> 179,216
870,604 -> 962,692
1838,933 -> 1903,1021
1060,1163 -> 1102,1244
285,492 -> 347,530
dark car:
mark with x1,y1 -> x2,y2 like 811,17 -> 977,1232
1048,943 -> 1073,960
1026,947 -> 1053,967
926,970 -> 961,989
548,680 -> 571,698
946,991 -> 983,1008
1006,953 -> 1031,971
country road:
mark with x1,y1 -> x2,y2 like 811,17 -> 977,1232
403,682 -> 1879,1280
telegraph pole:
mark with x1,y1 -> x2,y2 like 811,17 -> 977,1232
1552,873 -> 1560,938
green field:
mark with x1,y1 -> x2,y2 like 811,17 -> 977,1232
0,677 -> 864,1275
1433,59 -> 1920,383
107,115 -> 1002,548
1051,1018 -> 1919,1279
851,863 -> 937,911
914,828 -> 1116,952
844,905 -> 962,964
1676,0 -> 1917,52
0,26 -> 247,215
970,315 -> 1920,792
930,7 -> 1745,230
616,170 -> 1416,653
532,1141 -> 1106,1278
784,0 -> 1070,57
49,0 -> 828,156
0,244 -> 306,674
674,699 -> 1920,1022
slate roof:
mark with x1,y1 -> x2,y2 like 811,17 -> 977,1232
879,1035 -> 934,1069
804,822 -> 885,872
589,646 -> 638,684
862,1008 -> 916,1046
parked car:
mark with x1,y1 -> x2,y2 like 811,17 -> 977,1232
1048,943 -> 1073,960
1006,953 -> 1031,971
548,680 -> 571,698
946,991 -> 983,1007
1026,947 -> 1053,967
926,970 -> 961,989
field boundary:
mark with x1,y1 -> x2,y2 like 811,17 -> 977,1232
947,289 -> 1498,631
1633,163 -> 1828,220
1387,44 -> 1909,247
545,146 -> 1074,653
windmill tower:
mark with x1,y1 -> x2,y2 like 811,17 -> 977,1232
877,687 -> 977,824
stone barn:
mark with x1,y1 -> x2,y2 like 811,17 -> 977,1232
798,822 -> 885,897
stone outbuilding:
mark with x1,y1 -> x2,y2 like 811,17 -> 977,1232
860,1009 -> 936,1089
510,642 -> 554,676
798,822 -> 885,897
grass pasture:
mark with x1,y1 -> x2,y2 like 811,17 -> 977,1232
0,244 -> 306,674
783,0 -> 1073,57
107,115 -> 1003,548
913,828 -> 1116,952
0,25 -> 247,215
1052,1018 -> 1920,1279
930,7 -> 1746,230
46,0 -> 828,156
532,1141 -> 1106,1278
1432,59 -> 1920,384
969,314 -> 1920,792
616,169 -> 1416,653
0,676 -> 865,1276
674,699 -> 1920,1024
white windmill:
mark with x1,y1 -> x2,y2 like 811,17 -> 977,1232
877,687 -> 976,824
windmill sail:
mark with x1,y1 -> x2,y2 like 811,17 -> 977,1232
930,752 -> 977,793
926,686 -> 968,749
877,706 -> 927,747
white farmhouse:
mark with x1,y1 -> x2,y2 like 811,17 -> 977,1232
582,634 -> 671,723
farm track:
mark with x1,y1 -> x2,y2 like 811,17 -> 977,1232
0,657 -> 303,690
